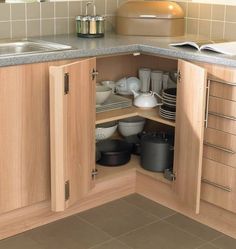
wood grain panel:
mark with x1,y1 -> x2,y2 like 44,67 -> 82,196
203,145 -> 236,168
50,58 -> 96,211
210,80 -> 236,101
204,128 -> 236,152
201,158 -> 236,213
207,114 -> 236,135
96,54 -> 177,82
209,96 -> 236,119
0,60 -> 73,214
173,60 -> 207,213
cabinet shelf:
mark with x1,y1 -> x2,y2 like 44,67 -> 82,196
96,155 -> 171,185
96,106 -> 175,127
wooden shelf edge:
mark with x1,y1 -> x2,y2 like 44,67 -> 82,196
96,155 -> 171,185
96,106 -> 175,127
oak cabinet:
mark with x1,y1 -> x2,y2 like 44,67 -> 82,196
200,63 -> 236,213
1,52 -> 236,238
49,55 -> 207,214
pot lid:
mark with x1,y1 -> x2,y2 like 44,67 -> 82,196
116,1 -> 184,19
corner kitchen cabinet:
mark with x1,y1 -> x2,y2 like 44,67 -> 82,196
49,54 -> 207,214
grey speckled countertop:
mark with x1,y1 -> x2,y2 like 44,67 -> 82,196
1,33 -> 236,67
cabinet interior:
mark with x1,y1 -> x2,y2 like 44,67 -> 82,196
95,54 -> 177,183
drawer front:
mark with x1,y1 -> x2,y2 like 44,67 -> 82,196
202,158 -> 233,189
203,145 -> 236,168
201,158 -> 236,213
204,128 -> 236,153
210,79 -> 236,101
208,96 -> 236,119
208,114 -> 236,135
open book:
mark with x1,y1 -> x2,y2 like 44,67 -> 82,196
170,41 -> 236,56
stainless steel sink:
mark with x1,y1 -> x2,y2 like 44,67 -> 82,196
0,39 -> 73,56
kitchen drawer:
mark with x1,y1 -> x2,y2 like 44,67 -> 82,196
209,79 -> 236,101
203,145 -> 236,168
208,114 -> 236,135
204,128 -> 236,153
201,158 -> 236,213
208,96 -> 236,119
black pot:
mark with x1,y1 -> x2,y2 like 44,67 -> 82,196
140,133 -> 174,172
96,139 -> 132,166
124,134 -> 141,155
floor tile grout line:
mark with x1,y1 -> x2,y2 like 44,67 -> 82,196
207,234 -> 225,243
118,198 -> 163,220
121,197 -> 177,220
88,237 -> 134,249
115,220 -> 162,239
77,212 -> 161,240
162,219 -> 212,244
87,238 -> 115,249
74,215 -> 113,239
194,242 -> 214,249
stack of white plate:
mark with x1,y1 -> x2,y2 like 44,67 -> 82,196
159,88 -> 176,120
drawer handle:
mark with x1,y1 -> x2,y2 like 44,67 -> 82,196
208,77 -> 236,86
202,178 -> 232,192
204,142 -> 236,154
205,79 -> 211,128
208,112 -> 236,121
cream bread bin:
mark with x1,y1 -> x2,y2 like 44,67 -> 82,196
116,1 -> 185,36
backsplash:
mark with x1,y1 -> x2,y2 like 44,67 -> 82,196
1,0 -> 236,40
175,0 -> 236,40
0,0 -> 121,39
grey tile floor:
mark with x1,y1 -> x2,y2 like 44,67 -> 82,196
0,194 -> 236,249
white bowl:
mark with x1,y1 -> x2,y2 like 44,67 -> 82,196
96,121 -> 118,140
101,80 -> 116,93
118,117 -> 146,137
96,86 -> 112,105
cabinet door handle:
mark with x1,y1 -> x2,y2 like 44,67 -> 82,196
204,142 -> 235,154
202,178 -> 232,192
204,79 -> 211,128
208,77 -> 236,86
208,112 -> 236,121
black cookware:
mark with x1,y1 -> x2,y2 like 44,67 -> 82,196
96,139 -> 132,166
140,132 -> 174,172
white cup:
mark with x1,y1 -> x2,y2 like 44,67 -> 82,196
162,72 -> 169,90
139,68 -> 151,93
151,70 -> 163,95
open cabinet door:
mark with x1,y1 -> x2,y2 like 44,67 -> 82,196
50,58 -> 96,212
173,59 -> 207,214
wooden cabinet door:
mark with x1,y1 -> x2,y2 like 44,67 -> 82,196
50,58 -> 96,212
173,59 -> 207,214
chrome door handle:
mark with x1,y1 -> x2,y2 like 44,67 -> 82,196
204,79 -> 211,128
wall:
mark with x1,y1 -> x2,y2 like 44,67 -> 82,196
0,0 -> 121,39
0,0 -> 236,40
175,0 -> 236,40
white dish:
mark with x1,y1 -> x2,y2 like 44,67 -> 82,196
96,121 -> 118,140
118,117 -> 146,137
96,86 -> 112,105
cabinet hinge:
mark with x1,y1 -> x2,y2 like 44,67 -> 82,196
91,169 -> 98,179
164,169 -> 176,181
64,73 -> 69,94
177,71 -> 181,82
65,180 -> 70,201
91,69 -> 98,81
